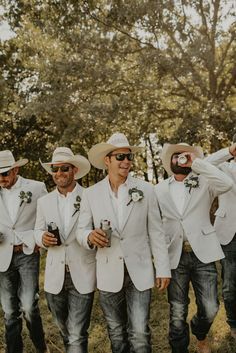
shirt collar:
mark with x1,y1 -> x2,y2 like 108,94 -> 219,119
56,182 -> 79,198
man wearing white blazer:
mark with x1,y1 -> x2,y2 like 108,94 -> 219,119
34,147 -> 96,353
155,143 -> 233,353
205,141 -> 236,340
77,133 -> 171,353
0,150 -> 48,353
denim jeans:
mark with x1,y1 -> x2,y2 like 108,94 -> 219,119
45,271 -> 94,353
0,252 -> 47,353
221,234 -> 236,329
167,251 -> 219,353
99,267 -> 152,353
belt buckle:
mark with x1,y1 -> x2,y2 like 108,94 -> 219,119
183,241 -> 192,253
13,244 -> 23,253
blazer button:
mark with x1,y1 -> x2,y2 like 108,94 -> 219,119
119,256 -> 123,260
179,235 -> 182,238
12,227 -> 15,230
120,237 -> 124,241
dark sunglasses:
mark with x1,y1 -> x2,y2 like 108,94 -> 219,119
50,165 -> 72,173
108,153 -> 134,161
0,170 -> 11,177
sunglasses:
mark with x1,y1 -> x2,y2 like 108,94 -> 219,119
50,165 -> 72,173
108,153 -> 134,161
0,170 -> 11,177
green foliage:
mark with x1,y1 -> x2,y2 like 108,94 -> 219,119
0,0 -> 236,184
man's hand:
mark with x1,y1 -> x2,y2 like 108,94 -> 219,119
42,231 -> 58,247
156,277 -> 171,291
88,228 -> 109,248
229,143 -> 236,157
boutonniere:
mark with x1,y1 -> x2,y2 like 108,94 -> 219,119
19,191 -> 32,207
184,176 -> 199,193
127,187 -> 144,206
72,195 -> 81,217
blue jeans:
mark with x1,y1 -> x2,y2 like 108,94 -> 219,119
45,271 -> 94,353
0,252 -> 47,353
99,267 -> 152,353
221,234 -> 236,329
167,251 -> 219,353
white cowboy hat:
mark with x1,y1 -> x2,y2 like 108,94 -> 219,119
40,147 -> 90,179
0,150 -> 28,173
161,143 -> 204,176
88,132 -> 143,169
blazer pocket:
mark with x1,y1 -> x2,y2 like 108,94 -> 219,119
201,225 -> 215,235
214,209 -> 226,218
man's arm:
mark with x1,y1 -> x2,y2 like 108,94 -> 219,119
148,185 -> 171,290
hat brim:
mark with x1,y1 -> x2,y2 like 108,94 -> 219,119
40,155 -> 90,179
88,143 -> 143,169
0,159 -> 28,173
161,143 -> 204,176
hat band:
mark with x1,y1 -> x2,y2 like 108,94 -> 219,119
0,165 -> 13,169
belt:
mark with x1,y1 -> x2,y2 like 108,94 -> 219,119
182,241 -> 193,253
13,244 -> 23,253
65,265 -> 70,273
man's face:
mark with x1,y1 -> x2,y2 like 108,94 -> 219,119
170,153 -> 192,175
51,163 -> 78,188
0,167 -> 19,189
104,148 -> 133,179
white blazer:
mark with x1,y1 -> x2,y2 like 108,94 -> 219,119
155,158 -> 233,269
0,177 -> 47,271
77,176 -> 171,293
206,148 -> 236,245
34,184 -> 96,295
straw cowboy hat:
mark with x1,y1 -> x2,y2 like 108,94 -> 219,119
88,132 -> 142,169
40,147 -> 90,179
161,143 -> 204,176
0,150 -> 28,173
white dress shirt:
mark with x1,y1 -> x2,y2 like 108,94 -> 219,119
169,176 -> 188,215
56,183 -> 80,236
2,176 -> 22,245
107,175 -> 131,231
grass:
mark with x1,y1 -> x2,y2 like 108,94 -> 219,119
0,258 -> 235,353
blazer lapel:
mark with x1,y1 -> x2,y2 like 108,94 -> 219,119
14,178 -> 30,223
101,177 -> 120,233
0,190 -> 13,226
47,190 -> 65,240
120,178 -> 138,232
66,185 -> 83,238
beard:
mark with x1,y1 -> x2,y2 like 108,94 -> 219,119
170,162 -> 192,175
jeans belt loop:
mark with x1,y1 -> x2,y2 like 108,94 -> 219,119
182,241 -> 193,253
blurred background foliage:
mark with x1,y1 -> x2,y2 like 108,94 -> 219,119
0,0 -> 235,186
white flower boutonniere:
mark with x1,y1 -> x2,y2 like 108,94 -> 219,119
127,187 -> 144,206
72,195 -> 81,217
184,176 -> 199,193
19,191 -> 32,207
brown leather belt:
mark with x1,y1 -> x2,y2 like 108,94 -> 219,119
182,241 -> 193,253
65,265 -> 70,273
13,244 -> 23,253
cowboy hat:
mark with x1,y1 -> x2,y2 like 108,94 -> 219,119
0,150 -> 28,173
161,143 -> 204,176
40,147 -> 90,179
88,133 -> 143,169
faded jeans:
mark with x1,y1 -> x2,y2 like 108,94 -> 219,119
167,251 -> 219,353
0,252 -> 47,353
99,267 -> 152,353
45,271 -> 94,353
221,234 -> 236,329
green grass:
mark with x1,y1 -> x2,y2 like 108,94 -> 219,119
0,259 -> 235,353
